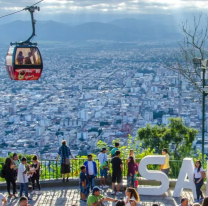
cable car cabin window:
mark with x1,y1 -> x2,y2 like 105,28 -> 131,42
15,48 -> 42,65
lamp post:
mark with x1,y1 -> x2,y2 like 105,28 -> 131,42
193,58 -> 208,163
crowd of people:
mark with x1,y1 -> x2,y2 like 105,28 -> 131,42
0,140 -> 207,205
0,153 -> 42,206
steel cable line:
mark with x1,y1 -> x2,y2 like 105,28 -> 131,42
0,0 -> 44,19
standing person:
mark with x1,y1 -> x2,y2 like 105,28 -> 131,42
3,158 -> 17,198
111,150 -> 123,195
111,142 -> 120,158
160,148 -> 170,177
127,149 -> 135,161
79,165 -> 89,203
98,148 -> 109,189
84,154 -> 97,191
56,140 -> 76,182
124,187 -> 140,206
127,156 -> 138,188
17,157 -> 31,200
193,160 -> 205,203
0,193 -> 7,206
12,153 -> 20,181
30,155 -> 42,195
87,186 -> 118,206
19,196 -> 30,206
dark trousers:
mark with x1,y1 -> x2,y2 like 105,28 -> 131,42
31,174 -> 41,190
88,175 -> 95,191
195,178 -> 204,200
6,179 -> 16,195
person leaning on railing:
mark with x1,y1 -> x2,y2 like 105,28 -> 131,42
56,140 -> 76,182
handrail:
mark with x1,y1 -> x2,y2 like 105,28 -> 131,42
0,158 -> 184,182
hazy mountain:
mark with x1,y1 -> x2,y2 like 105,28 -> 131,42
0,18 -> 181,44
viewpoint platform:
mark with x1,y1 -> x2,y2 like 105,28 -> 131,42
0,186 -> 200,206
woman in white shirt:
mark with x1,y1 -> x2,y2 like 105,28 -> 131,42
193,160 -> 205,203
124,187 -> 140,206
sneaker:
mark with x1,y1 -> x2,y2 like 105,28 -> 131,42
28,197 -> 32,201
31,190 -> 36,195
100,185 -> 103,188
38,191 -> 43,195
116,192 -> 122,195
111,191 -> 116,195
103,185 -> 109,189
66,178 -> 69,182
200,197 -> 204,202
62,178 -> 65,182
194,200 -> 199,203
8,194 -> 12,198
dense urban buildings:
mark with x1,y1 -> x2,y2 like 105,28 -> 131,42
0,40 -> 205,159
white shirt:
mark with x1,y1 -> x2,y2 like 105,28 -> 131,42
98,153 -> 107,164
17,163 -> 28,183
194,167 -> 204,178
0,193 -> 5,206
88,161 -> 94,175
124,196 -> 135,206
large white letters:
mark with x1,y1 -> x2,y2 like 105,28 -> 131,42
173,158 -> 196,198
137,155 -> 169,196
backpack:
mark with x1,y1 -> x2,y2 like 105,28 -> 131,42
1,165 -> 5,178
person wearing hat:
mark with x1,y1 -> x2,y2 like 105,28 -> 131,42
98,148 -> 109,189
87,186 -> 117,206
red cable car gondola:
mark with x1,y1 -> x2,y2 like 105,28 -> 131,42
6,6 -> 43,81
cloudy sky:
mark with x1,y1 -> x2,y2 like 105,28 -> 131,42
0,0 -> 207,24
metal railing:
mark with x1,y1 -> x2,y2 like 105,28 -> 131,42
0,158 -> 183,182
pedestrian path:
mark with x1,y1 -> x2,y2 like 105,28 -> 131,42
2,186 -> 201,206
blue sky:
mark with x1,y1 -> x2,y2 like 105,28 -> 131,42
0,0 -> 207,24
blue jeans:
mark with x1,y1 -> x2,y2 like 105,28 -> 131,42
127,175 -> 135,188
20,183 -> 28,198
88,175 -> 95,191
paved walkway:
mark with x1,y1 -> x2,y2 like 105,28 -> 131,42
1,186 -> 202,206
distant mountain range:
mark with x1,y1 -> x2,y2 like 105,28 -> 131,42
0,18 -> 181,43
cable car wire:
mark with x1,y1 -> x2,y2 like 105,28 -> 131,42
0,0 -> 44,19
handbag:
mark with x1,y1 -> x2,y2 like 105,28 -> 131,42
64,158 -> 70,165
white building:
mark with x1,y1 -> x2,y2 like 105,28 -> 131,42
162,115 -> 170,125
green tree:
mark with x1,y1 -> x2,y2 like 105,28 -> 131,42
137,118 -> 198,159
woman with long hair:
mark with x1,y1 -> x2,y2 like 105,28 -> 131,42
124,187 -> 140,206
193,160 -> 204,203
30,155 -> 42,195
127,156 -> 138,188
202,196 -> 208,206
4,158 -> 17,198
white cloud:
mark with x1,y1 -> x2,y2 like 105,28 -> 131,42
0,0 -> 208,15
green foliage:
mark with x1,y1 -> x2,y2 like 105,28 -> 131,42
137,118 -> 198,159
97,140 -> 110,151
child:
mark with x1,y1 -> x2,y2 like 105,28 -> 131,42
79,165 -> 89,203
